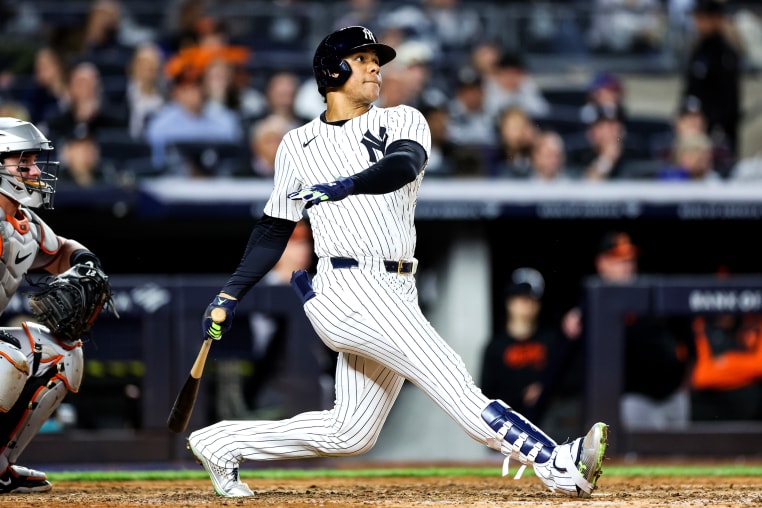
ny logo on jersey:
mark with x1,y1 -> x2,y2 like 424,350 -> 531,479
361,127 -> 387,162
362,27 -> 375,41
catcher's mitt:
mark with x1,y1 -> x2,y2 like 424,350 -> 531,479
26,263 -> 116,343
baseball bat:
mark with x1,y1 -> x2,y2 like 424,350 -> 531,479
167,307 -> 226,433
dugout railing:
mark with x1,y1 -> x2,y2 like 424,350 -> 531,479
585,275 -> 762,457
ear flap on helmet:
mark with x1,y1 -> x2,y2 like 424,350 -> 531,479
321,53 -> 352,88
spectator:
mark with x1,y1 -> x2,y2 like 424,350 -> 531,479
21,47 -> 68,127
482,51 -> 550,121
144,65 -> 243,174
45,61 -> 128,146
529,130 -> 574,182
480,268 -> 564,427
58,128 -> 119,187
487,106 -> 538,179
587,0 -> 667,54
248,71 -> 310,129
681,0 -> 742,160
656,131 -> 723,182
75,0 -> 140,74
691,313 -> 762,421
561,231 -> 695,432
568,103 -> 651,180
729,148 -> 762,182
243,114 -> 291,178
125,42 -> 166,140
579,72 -> 627,124
447,65 -> 495,152
420,99 -> 457,178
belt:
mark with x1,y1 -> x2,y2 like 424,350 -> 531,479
330,257 -> 417,275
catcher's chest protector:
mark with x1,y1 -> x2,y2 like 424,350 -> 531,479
0,209 -> 58,314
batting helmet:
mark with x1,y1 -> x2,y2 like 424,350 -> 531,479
313,26 -> 396,97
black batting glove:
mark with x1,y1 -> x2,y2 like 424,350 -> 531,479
202,294 -> 237,340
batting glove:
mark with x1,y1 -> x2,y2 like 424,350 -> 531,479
288,176 -> 355,209
202,294 -> 237,340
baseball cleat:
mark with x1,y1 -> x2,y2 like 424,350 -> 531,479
187,438 -> 253,497
0,464 -> 52,494
532,422 -> 608,497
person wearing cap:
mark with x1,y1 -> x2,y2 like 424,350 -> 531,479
480,268 -> 565,431
682,0 -> 742,160
560,231 -> 695,432
578,71 -> 627,126
482,51 -> 550,121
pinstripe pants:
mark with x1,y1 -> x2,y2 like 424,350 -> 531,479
190,263 -> 496,469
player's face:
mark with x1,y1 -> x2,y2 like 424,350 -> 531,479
4,152 -> 42,181
342,50 -> 382,103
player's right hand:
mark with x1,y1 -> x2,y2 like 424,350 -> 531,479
202,294 -> 237,340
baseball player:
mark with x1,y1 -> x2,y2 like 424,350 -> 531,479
0,117 -> 113,493
188,26 -> 608,498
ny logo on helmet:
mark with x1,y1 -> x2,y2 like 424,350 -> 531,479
362,27 -> 375,42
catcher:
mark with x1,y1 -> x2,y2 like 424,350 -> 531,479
0,117 -> 115,493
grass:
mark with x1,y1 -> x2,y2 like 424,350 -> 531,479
46,464 -> 762,482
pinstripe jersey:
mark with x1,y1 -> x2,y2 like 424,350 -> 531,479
263,104 -> 431,261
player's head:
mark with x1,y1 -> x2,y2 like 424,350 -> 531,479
0,117 -> 58,209
313,26 -> 396,98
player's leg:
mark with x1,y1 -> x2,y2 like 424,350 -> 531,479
188,350 -> 405,496
307,269 -> 607,496
0,326 -> 82,494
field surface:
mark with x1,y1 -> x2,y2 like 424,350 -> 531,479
4,462 -> 762,507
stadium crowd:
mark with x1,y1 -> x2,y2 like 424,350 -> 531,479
0,0 -> 759,187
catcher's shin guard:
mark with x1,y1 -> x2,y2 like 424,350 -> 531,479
482,400 -> 557,478
1,369 -> 68,466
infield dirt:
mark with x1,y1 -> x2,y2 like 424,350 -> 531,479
3,475 -> 762,507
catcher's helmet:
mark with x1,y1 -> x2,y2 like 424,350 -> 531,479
0,117 -> 58,209
313,26 -> 396,97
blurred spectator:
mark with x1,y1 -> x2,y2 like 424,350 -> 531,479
691,314 -> 762,421
656,131 -> 723,182
333,0 -> 382,33
76,0 -> 141,73
579,71 -> 627,123
529,130 -> 574,182
480,268 -> 563,425
681,0 -> 742,160
567,103 -> 651,180
587,0 -> 667,54
248,71 -> 310,129
379,40 -> 442,111
202,58 -> 242,115
447,65 -> 495,152
243,114 -> 291,178
0,99 -> 30,122
21,47 -> 68,127
126,42 -> 166,140
420,0 -> 486,56
420,100 -> 457,178
487,106 -> 538,179
58,128 -> 119,187
46,61 -> 128,146
144,64 -> 243,174
482,51 -> 550,121
468,38 -> 501,82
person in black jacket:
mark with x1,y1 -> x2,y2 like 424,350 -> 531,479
682,0 -> 742,162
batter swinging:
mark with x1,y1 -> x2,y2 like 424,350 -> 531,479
188,25 -> 608,499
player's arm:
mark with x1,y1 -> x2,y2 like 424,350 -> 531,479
202,215 -> 296,339
289,140 -> 427,207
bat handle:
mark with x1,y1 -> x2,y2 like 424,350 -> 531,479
210,306 -> 227,323
190,339 -> 212,378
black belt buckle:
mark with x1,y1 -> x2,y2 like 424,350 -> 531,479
384,260 -> 412,274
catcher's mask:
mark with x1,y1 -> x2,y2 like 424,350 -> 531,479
0,117 -> 59,209
313,26 -> 396,98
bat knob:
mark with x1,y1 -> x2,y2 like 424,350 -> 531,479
210,307 -> 227,323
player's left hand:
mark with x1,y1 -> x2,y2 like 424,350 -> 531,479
288,177 -> 355,208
